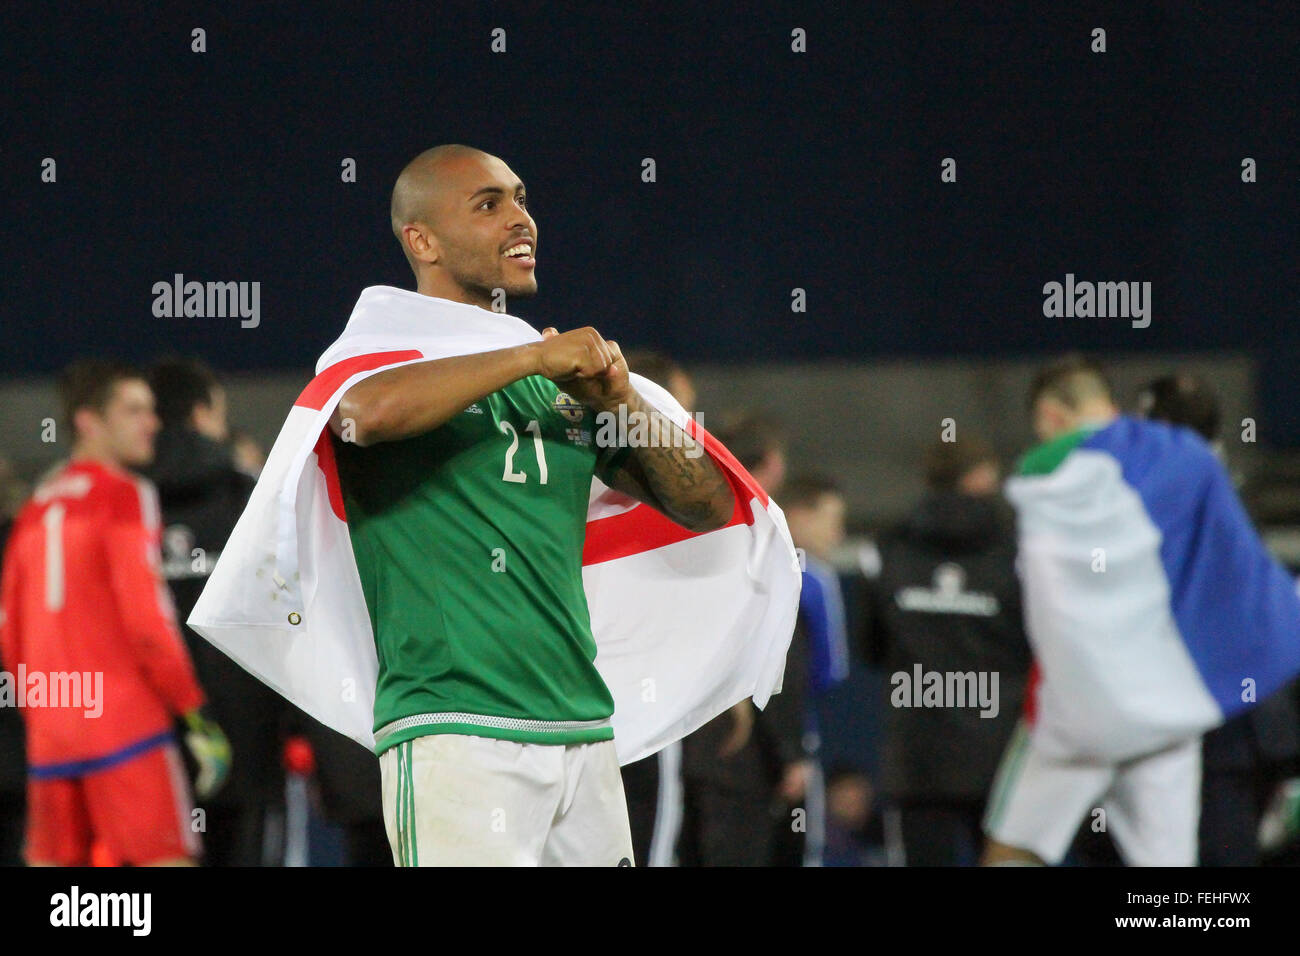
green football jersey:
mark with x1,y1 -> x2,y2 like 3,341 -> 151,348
332,374 -> 631,755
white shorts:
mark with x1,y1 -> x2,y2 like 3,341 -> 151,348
982,720 -> 1201,866
379,734 -> 634,866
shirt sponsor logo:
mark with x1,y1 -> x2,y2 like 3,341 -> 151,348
894,562 -> 999,617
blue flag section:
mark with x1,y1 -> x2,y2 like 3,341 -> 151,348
1083,418 -> 1300,719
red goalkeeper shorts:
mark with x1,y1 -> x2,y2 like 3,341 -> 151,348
25,737 -> 201,865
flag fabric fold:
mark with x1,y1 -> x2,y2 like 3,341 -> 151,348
188,286 -> 801,765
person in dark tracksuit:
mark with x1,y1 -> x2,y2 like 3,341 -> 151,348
673,412 -> 802,866
624,407 -> 791,866
768,474 -> 851,867
677,615 -> 810,866
861,437 -> 1030,866
145,358 -> 290,865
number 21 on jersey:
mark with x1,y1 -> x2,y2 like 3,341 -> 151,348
499,420 -> 548,485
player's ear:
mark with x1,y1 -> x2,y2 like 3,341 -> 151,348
403,222 -> 441,265
72,406 -> 101,442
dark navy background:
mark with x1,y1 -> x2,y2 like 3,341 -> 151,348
3,3 -> 1297,435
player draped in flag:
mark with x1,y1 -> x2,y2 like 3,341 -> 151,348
328,144 -> 734,865
982,356 -> 1300,866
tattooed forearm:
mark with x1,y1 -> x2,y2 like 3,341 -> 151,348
603,391 -> 733,532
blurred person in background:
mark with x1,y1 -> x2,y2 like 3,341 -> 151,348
984,356 -> 1300,866
145,357 -> 288,866
715,411 -> 788,497
617,350 -> 696,867
676,412 -> 808,865
0,360 -> 229,865
861,436 -> 1029,865
0,506 -> 24,865
1135,371 -> 1300,866
822,766 -> 880,866
770,473 -> 851,866
621,350 -> 696,417
1136,373 -> 1222,457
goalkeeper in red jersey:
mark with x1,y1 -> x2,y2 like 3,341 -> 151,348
0,360 -> 229,865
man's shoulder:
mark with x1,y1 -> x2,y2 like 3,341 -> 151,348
1015,426 -> 1100,477
95,470 -> 160,527
31,461 -> 146,516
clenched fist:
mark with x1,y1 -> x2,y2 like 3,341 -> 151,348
533,326 -> 632,411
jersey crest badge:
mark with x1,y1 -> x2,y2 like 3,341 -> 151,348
553,392 -> 585,423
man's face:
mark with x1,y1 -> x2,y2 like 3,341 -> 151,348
753,448 -> 787,496
1032,396 -> 1073,442
789,492 -> 846,561
426,153 -> 538,304
957,460 -> 1000,497
98,379 -> 160,467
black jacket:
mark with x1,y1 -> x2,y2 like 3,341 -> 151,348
146,427 -> 257,617
862,491 -> 1031,802
145,428 -> 288,807
681,612 -> 810,792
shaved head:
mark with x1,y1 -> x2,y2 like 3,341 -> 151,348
388,144 -> 539,308
390,144 -> 490,242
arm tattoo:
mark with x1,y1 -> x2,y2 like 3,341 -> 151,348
603,391 -> 733,532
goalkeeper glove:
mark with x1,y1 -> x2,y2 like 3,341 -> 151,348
183,708 -> 232,799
